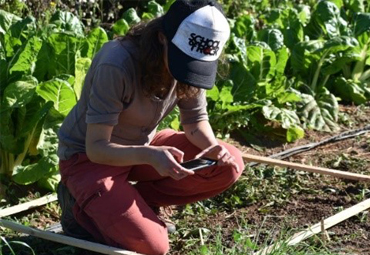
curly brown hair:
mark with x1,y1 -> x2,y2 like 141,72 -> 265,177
119,17 -> 200,100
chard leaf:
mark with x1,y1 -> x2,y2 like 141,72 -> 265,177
33,107 -> 63,156
319,36 -> 358,53
275,46 -> 289,77
2,76 -> 38,108
37,169 -> 61,191
291,40 -> 323,77
305,1 -> 347,39
0,10 -> 21,35
74,57 -> 91,100
112,19 -> 130,37
298,90 -> 339,132
206,85 -> 220,101
353,13 -> 370,37
262,105 -> 301,129
122,8 -> 141,25
333,77 -> 370,104
9,36 -> 42,75
49,11 -> 85,36
4,16 -> 36,57
229,61 -> 256,102
348,0 -> 365,13
12,155 -> 59,185
47,32 -> 82,75
34,41 -> 56,81
287,125 -> 305,142
83,27 -> 108,58
219,80 -> 234,108
232,15 -> 255,41
247,45 -> 276,82
257,29 -> 284,51
36,78 -> 77,116
142,1 -> 164,20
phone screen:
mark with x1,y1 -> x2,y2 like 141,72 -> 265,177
180,157 -> 217,171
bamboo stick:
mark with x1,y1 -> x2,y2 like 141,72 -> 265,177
242,153 -> 370,182
255,198 -> 370,255
0,219 -> 142,255
0,194 -> 58,218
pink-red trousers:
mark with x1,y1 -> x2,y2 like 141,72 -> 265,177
59,129 -> 244,255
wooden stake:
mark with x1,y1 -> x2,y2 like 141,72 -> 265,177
254,198 -> 370,255
242,153 -> 370,182
0,219 -> 142,255
0,194 -> 58,218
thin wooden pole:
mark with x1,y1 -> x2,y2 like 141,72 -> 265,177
254,198 -> 370,255
0,219 -> 142,255
0,194 -> 58,218
242,153 -> 370,182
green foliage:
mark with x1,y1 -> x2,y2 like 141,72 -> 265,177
0,9 -> 107,191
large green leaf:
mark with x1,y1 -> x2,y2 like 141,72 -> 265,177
122,8 -> 141,25
348,0 -> 365,13
262,104 -> 301,129
0,10 -> 21,35
257,29 -> 284,51
47,32 -> 82,75
9,36 -> 42,75
232,15 -> 256,41
112,19 -> 130,37
291,40 -> 323,77
305,1 -> 348,39
247,45 -> 276,83
33,40 -> 56,81
84,27 -> 108,58
298,90 -> 339,132
37,168 -> 61,191
142,1 -> 164,20
49,11 -> 85,36
36,78 -> 77,116
12,154 -> 59,185
353,13 -> 370,37
4,16 -> 36,57
333,77 -> 370,104
2,76 -> 38,108
74,57 -> 91,100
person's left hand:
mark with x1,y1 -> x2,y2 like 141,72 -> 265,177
195,144 -> 239,173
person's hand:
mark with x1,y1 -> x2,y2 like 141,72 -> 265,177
150,146 -> 195,180
196,144 -> 239,173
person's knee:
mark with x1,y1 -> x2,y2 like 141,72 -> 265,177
221,144 -> 245,185
147,239 -> 170,255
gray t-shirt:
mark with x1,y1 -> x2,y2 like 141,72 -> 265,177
57,39 -> 208,160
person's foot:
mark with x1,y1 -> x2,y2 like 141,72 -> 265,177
57,182 -> 93,240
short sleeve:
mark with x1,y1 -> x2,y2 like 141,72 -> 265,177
86,64 -> 127,126
178,89 -> 209,125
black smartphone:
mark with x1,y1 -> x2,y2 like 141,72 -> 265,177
180,157 -> 217,171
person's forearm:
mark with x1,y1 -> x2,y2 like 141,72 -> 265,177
86,140 -> 154,166
182,120 -> 218,150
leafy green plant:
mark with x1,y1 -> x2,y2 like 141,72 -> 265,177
0,10 -> 107,191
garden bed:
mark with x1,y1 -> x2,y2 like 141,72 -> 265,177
1,104 -> 369,255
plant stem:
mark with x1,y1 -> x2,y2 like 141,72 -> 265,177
311,50 -> 328,93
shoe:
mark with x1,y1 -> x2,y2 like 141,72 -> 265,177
57,182 -> 93,240
152,206 -> 177,234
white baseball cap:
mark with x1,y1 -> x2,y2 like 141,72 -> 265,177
163,0 -> 230,89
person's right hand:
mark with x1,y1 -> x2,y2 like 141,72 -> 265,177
149,146 -> 195,180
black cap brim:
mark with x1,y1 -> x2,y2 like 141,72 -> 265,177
167,41 -> 217,90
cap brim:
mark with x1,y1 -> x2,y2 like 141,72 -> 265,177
167,42 -> 217,90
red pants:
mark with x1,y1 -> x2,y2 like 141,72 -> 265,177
59,129 -> 244,255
